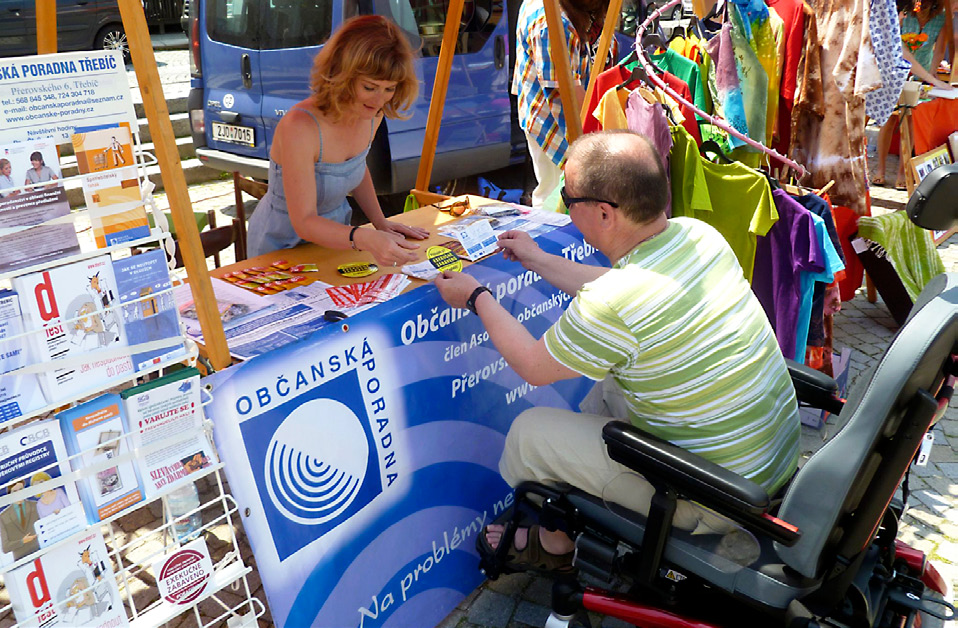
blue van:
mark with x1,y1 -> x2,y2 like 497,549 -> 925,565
186,0 -> 637,204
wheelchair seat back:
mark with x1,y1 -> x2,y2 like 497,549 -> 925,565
776,272 -> 958,579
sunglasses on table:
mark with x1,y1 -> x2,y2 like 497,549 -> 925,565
435,198 -> 470,216
559,186 -> 619,208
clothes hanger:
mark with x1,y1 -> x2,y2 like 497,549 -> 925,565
617,63 -> 649,90
700,139 -> 733,164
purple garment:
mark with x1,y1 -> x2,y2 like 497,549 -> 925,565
752,189 -> 824,358
625,91 -> 673,216
625,91 -> 673,158
794,193 -> 844,348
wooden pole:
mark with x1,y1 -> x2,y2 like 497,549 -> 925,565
580,0 -> 622,125
414,0 -> 467,192
116,0 -> 232,370
542,0 -> 582,144
35,0 -> 57,54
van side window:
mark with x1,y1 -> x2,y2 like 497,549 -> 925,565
208,0 -> 258,46
207,0 -> 333,49
262,0 -> 333,49
409,0 -> 503,56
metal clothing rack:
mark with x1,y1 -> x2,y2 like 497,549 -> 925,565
632,0 -> 809,179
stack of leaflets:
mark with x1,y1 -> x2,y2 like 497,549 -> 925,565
57,394 -> 144,524
219,259 -> 319,295
72,125 -> 150,248
112,249 -> 186,372
6,528 -> 128,627
121,368 -> 216,498
0,420 -> 86,566
325,273 -> 410,308
12,256 -> 134,405
0,290 -> 46,421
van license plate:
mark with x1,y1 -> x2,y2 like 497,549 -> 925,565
212,122 -> 254,147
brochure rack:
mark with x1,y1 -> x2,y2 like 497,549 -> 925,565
0,50 -> 261,628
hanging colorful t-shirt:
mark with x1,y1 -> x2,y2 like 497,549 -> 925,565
794,213 -> 845,360
752,189 -> 824,360
650,48 -> 708,118
707,22 -> 750,149
699,159 -> 778,281
794,193 -> 846,350
790,0 -> 881,215
668,125 -> 712,220
729,4 -> 769,150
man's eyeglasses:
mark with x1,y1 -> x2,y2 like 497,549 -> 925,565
435,198 -> 470,216
560,186 -> 618,209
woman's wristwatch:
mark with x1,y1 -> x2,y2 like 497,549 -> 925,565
466,286 -> 493,315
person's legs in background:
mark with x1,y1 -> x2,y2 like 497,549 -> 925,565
875,111 -> 906,189
524,130 -> 562,207
874,112 -> 897,186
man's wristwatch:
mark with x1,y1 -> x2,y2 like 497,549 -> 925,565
465,286 -> 493,315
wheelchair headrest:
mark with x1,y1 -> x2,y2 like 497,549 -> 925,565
776,273 -> 958,579
906,163 -> 958,232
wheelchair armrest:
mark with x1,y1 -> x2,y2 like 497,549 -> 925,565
602,421 -> 801,546
786,358 -> 844,415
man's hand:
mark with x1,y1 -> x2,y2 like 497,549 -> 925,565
434,271 -> 482,309
498,230 -> 544,267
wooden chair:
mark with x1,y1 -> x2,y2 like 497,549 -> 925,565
173,209 -> 241,269
232,172 -> 268,261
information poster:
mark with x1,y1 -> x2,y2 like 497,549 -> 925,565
207,224 -> 605,627
0,51 -> 137,145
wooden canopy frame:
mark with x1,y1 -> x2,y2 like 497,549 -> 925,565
34,0 -> 232,371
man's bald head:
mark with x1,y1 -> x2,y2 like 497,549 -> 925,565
564,130 -> 669,224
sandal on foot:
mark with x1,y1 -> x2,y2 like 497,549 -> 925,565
477,524 -> 574,575
871,175 -> 886,187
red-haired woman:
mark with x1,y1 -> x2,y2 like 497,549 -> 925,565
248,15 -> 428,262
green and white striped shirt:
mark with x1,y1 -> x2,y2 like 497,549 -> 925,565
545,218 -> 799,494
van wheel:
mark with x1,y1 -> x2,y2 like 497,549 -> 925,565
96,24 -> 130,63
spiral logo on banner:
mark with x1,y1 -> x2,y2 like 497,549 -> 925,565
265,399 -> 370,525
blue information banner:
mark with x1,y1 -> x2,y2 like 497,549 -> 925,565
206,224 -> 605,627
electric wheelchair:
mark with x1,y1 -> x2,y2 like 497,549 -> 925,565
478,167 -> 958,628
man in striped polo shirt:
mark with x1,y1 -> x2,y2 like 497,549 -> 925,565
435,130 -> 800,571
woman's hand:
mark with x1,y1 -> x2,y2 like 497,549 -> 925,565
355,227 -> 421,267
375,219 -> 430,240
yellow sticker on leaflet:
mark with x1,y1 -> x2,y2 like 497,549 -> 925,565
427,245 -> 463,272
337,262 -> 379,278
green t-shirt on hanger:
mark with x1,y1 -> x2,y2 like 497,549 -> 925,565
650,48 -> 708,118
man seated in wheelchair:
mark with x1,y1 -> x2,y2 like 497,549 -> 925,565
435,129 -> 801,572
